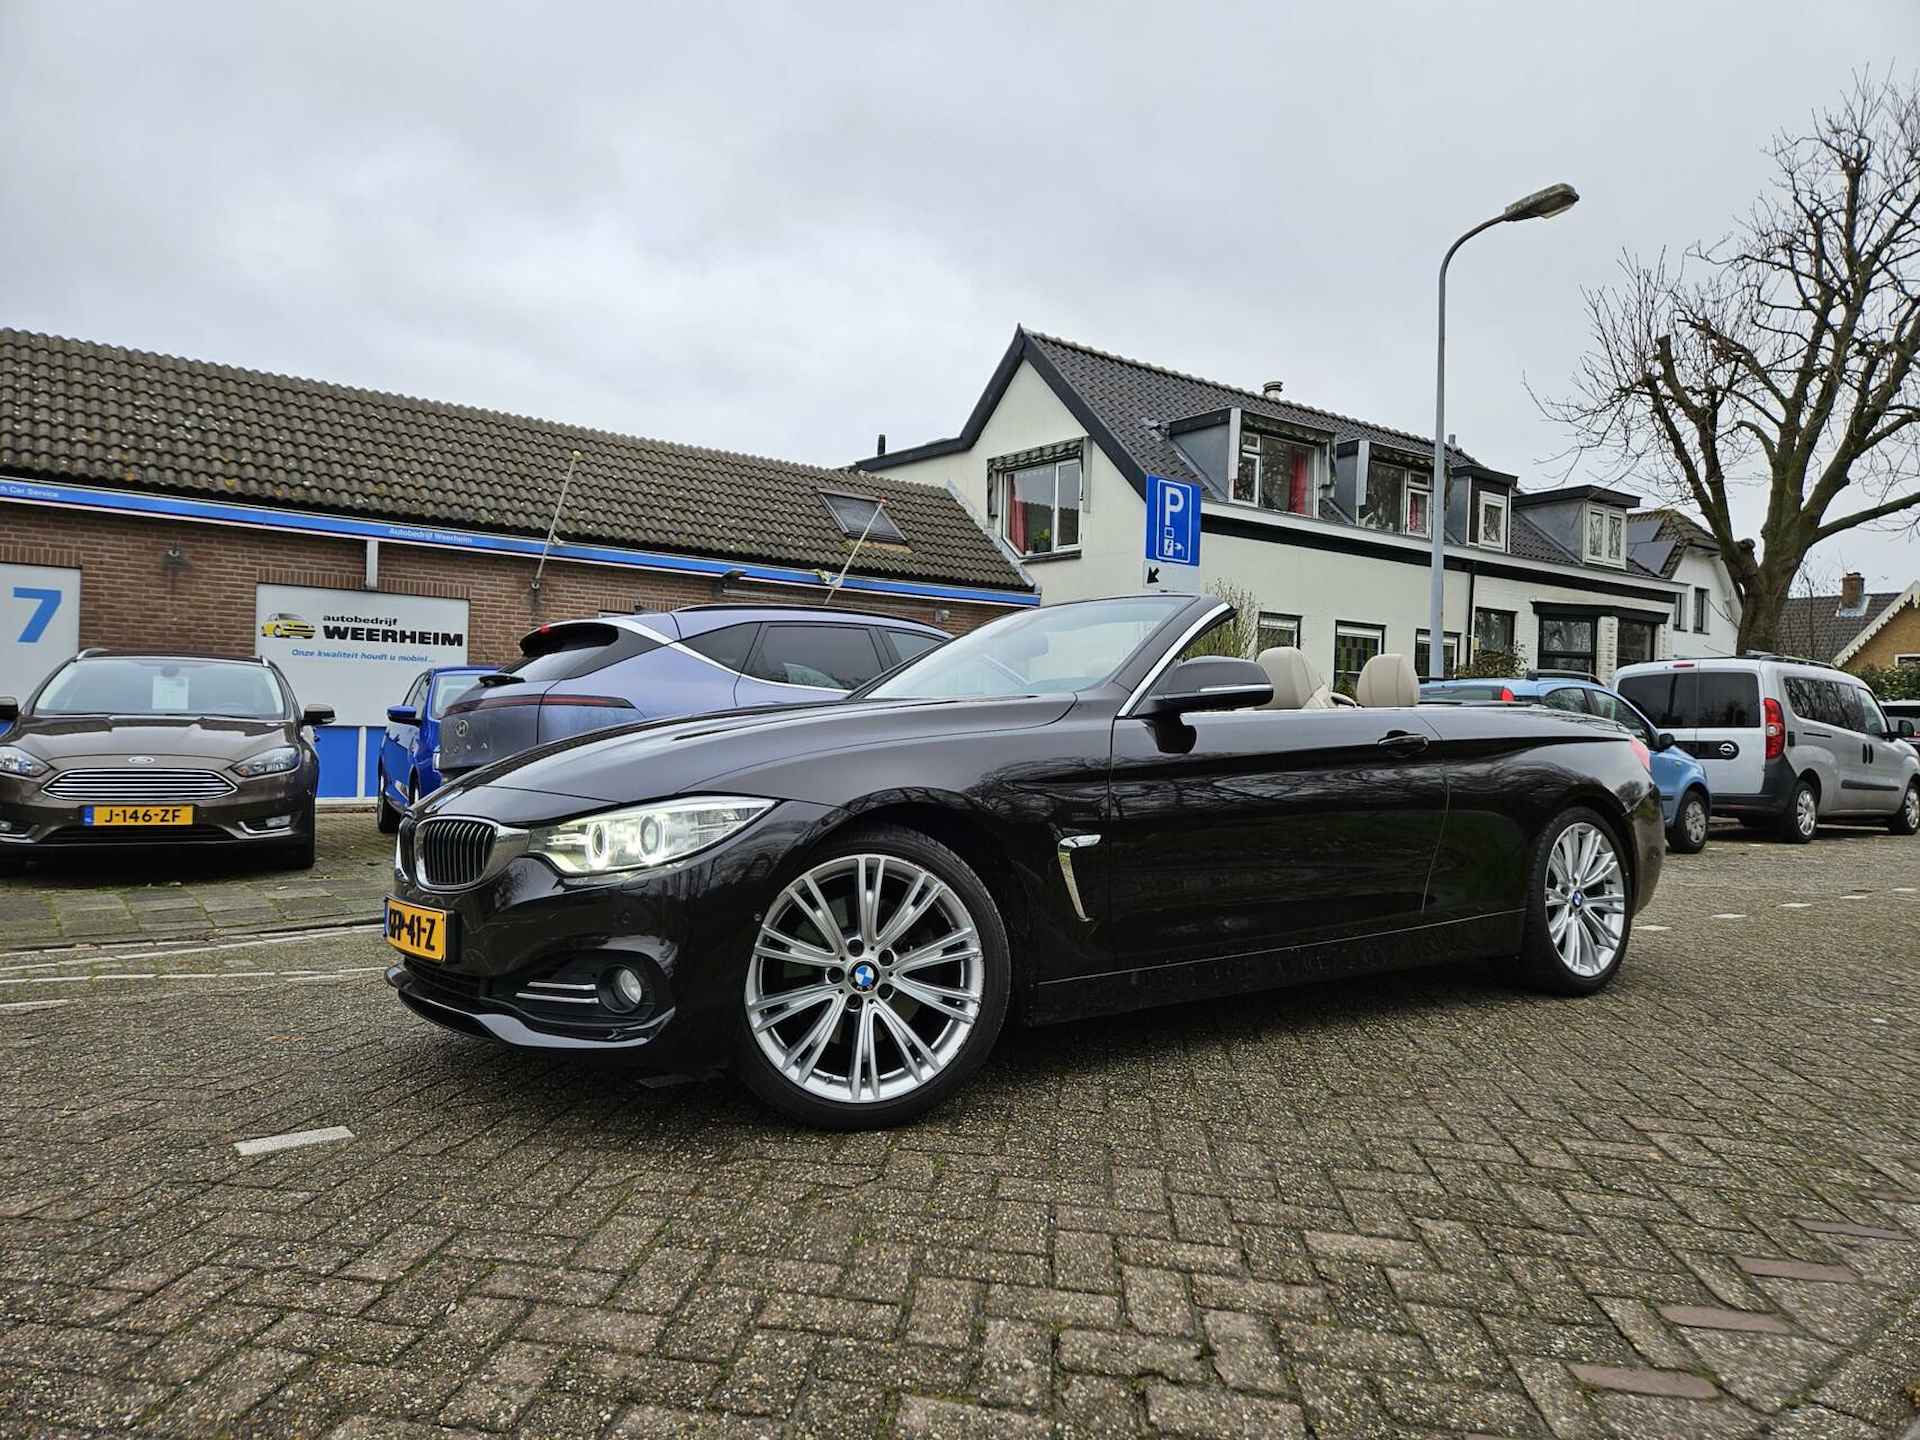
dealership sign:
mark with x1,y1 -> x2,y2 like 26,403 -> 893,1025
255,584 -> 470,726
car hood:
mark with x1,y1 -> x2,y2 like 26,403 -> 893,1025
421,694 -> 1076,822
6,714 -> 291,764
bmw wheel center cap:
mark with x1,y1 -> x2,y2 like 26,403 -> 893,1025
850,962 -> 878,992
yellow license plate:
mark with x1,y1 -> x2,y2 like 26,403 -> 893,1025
85,805 -> 194,826
385,897 -> 450,962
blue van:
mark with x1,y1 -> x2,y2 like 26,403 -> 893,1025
1421,672 -> 1714,853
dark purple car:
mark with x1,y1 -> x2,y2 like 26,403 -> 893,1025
436,604 -> 948,782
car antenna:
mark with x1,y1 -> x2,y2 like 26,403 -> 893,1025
820,499 -> 888,607
530,449 -> 583,596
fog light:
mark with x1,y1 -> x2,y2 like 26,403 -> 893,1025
600,965 -> 647,1014
0,818 -> 23,835
248,813 -> 294,833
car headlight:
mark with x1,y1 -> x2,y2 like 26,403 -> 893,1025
529,796 -> 774,875
234,745 -> 300,778
0,745 -> 49,778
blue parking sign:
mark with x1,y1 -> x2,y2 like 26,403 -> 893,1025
1145,474 -> 1202,568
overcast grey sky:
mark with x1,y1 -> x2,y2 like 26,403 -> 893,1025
2,1 -> 1915,587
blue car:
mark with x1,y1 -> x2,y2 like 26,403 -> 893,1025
376,665 -> 492,832
434,604 -> 950,785
1421,672 -> 1713,853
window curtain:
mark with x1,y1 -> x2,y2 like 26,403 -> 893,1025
1006,477 -> 1028,552
1289,451 -> 1310,515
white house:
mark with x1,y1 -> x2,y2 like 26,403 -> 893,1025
857,329 -> 1687,686
1626,508 -> 1744,658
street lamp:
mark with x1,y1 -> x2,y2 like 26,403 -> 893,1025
1426,183 -> 1579,681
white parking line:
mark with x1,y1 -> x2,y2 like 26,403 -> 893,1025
1711,913 -> 1748,920
0,923 -> 382,977
1895,886 -> 1917,894
1840,894 -> 1869,901
0,999 -> 77,1013
0,966 -> 388,987
1780,902 -> 1814,909
1639,924 -> 1671,932
234,1125 -> 354,1157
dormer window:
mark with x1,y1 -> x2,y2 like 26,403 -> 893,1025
1234,428 -> 1320,517
1475,491 -> 1508,551
1583,506 -> 1626,567
1405,481 -> 1431,538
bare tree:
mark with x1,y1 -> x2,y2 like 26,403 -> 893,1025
1544,74 -> 1920,652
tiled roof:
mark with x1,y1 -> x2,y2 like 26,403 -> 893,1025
1004,331 -> 1666,582
0,330 -> 1031,595
1780,590 -> 1906,662
1023,330 -> 1479,491
1627,507 -> 1718,579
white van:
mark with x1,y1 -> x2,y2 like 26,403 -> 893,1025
1615,656 -> 1919,843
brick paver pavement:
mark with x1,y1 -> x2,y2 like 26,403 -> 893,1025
0,811 -> 391,951
1,823 -> 1917,1437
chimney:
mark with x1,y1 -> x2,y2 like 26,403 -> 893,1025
1261,380 -> 1285,399
875,433 -> 887,456
1840,571 -> 1865,611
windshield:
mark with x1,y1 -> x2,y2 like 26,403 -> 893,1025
37,658 -> 286,718
863,596 -> 1187,700
430,673 -> 486,719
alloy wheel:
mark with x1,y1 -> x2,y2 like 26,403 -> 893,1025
745,853 -> 985,1104
1905,787 -> 1919,830
1543,822 -> 1626,977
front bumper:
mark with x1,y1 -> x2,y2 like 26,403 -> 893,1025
384,798 -> 830,1068
0,773 -> 314,851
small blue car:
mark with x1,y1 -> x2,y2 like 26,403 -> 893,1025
376,665 -> 492,832
1421,672 -> 1713,853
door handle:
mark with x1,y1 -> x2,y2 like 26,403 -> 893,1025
1376,731 -> 1429,757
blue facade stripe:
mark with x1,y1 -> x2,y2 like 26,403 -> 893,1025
312,726 -> 362,799
362,730 -> 382,800
0,476 -> 1038,608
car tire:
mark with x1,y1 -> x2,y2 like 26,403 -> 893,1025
1507,806 -> 1633,996
281,800 -> 317,870
1667,790 -> 1709,855
1892,782 -> 1920,837
733,822 -> 1010,1130
1779,777 -> 1818,844
376,769 -> 401,834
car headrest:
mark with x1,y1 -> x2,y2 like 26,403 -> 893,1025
1355,653 -> 1419,708
1256,647 -> 1320,710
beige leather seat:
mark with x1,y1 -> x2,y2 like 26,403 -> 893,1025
1355,653 -> 1419,707
1256,647 -> 1334,710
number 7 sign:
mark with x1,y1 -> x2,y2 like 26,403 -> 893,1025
1,564 -> 81,697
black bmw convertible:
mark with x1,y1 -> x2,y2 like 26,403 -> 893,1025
385,593 -> 1663,1128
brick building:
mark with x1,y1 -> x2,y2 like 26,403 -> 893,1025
1782,572 -> 1920,671
0,331 -> 1035,798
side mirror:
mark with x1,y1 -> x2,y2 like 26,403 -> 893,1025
386,705 -> 420,725
1139,657 -> 1273,718
0,697 -> 17,725
302,704 -> 336,728
1654,731 -> 1676,752
1898,718 -> 1917,739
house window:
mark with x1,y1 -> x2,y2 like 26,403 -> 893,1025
1415,630 -> 1460,681
1473,608 -> 1516,659
1405,482 -> 1431,538
1333,622 -> 1385,695
1475,491 -> 1508,551
1256,612 -> 1301,653
1897,654 -> 1920,668
1583,507 -> 1625,567
1361,460 -> 1410,533
1235,431 -> 1317,516
1539,616 -> 1597,675
820,492 -> 907,544
1673,591 -> 1687,629
1693,587 -> 1710,633
1618,619 -> 1658,668
1003,458 -> 1081,557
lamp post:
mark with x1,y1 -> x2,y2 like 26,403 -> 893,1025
1427,183 -> 1579,682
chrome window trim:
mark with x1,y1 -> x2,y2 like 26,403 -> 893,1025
1119,602 -> 1232,718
